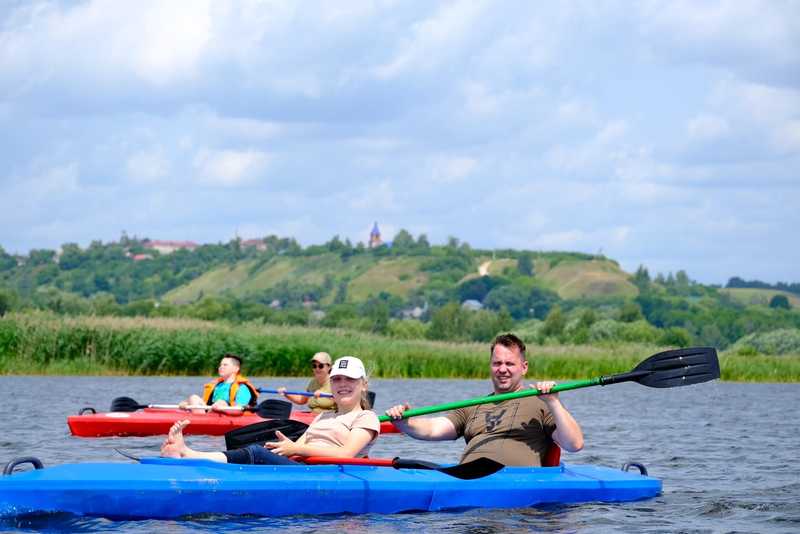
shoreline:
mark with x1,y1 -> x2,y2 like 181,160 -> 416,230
2,313 -> 798,382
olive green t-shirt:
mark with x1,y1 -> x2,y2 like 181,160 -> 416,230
306,377 -> 335,412
446,395 -> 556,466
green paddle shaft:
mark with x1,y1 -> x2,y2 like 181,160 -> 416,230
378,346 -> 720,423
378,378 -> 599,422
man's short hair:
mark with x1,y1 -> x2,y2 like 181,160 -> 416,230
222,353 -> 243,367
490,333 -> 527,361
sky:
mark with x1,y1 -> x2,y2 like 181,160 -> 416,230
1,1 -> 798,285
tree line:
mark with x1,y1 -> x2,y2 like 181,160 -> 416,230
1,234 -> 799,353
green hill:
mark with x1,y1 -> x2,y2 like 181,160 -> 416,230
719,288 -> 800,308
538,259 -> 638,299
164,253 -> 639,305
164,254 -> 434,305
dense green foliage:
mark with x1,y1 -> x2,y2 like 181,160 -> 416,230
727,276 -> 800,296
1,313 -> 797,381
1,235 -> 799,352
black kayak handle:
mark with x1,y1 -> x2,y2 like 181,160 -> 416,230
3,456 -> 44,475
622,462 -> 648,476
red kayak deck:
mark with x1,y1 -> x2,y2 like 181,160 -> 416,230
68,408 -> 399,437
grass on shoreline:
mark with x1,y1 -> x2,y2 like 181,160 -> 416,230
0,312 -> 798,382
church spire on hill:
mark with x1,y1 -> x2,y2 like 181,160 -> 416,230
369,221 -> 383,248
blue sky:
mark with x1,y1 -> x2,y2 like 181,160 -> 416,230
1,1 -> 798,284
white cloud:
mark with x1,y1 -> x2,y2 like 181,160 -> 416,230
192,148 -> 270,187
773,120 -> 800,152
636,1 -> 800,75
461,82 -> 500,116
1,0 -> 213,88
556,99 -> 599,126
348,179 -> 399,212
722,81 -> 800,124
687,114 -> 730,141
373,0 -> 489,79
23,163 -> 80,197
1,2 -> 798,283
429,155 -> 478,184
202,114 -> 283,141
126,149 -> 169,184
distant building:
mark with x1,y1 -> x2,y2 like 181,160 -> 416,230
461,299 -> 483,311
131,253 -> 153,261
143,240 -> 199,255
369,222 -> 383,248
241,238 -> 267,251
401,302 -> 428,319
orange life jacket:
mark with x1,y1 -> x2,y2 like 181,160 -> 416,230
202,374 -> 258,407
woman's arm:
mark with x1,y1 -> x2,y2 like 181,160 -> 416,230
266,428 -> 376,459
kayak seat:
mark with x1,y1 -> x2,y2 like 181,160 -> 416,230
543,443 -> 561,467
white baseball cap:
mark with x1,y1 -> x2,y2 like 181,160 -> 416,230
330,356 -> 366,379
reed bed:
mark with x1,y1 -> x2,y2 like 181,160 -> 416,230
0,312 -> 797,381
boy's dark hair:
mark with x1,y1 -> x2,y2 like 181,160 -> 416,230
490,333 -> 527,361
222,353 -> 243,367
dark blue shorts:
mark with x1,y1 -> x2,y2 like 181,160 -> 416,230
222,444 -> 300,465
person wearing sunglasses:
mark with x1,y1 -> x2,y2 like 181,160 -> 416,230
277,352 -> 335,412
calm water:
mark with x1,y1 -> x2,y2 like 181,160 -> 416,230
0,376 -> 798,533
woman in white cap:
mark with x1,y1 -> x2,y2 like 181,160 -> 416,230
161,356 -> 380,464
277,351 -> 335,413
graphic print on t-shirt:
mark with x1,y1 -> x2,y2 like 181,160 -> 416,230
484,409 -> 506,432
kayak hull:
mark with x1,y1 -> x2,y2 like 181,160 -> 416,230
0,458 -> 661,519
67,408 -> 399,436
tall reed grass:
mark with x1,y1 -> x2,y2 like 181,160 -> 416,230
0,312 -> 797,381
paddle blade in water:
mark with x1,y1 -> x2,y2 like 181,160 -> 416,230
632,347 -> 720,388
430,457 -> 505,480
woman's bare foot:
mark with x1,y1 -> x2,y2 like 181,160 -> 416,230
160,419 -> 190,458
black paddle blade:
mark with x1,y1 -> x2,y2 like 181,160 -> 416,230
109,396 -> 144,412
392,457 -> 505,480
366,390 -> 377,409
224,419 -> 309,451
632,347 -> 720,388
254,399 -> 293,419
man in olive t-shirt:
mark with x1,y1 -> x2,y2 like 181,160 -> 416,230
385,333 -> 584,466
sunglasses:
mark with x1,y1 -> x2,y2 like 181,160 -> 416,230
311,362 -> 329,369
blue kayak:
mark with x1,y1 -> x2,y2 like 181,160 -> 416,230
0,457 -> 661,519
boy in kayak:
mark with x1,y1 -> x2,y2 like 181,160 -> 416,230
162,356 -> 380,464
385,333 -> 584,466
276,351 -> 335,413
179,353 -> 259,413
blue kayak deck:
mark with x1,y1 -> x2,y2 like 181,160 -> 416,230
0,458 -> 662,519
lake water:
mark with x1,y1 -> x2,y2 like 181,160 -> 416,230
0,376 -> 798,533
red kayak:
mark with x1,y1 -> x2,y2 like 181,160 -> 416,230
68,408 -> 400,437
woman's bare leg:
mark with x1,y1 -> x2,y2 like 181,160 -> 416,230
160,420 -> 228,463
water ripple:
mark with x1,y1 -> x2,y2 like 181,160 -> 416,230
0,377 -> 798,533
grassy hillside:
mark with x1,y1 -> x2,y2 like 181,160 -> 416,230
347,257 -> 430,301
537,259 -> 638,299
163,253 -> 641,305
164,254 -> 432,305
720,288 -> 800,308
